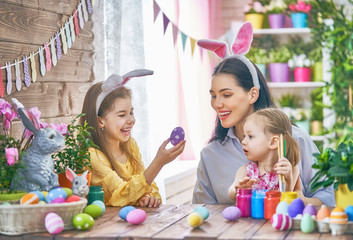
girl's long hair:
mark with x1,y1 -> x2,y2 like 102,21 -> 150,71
209,58 -> 276,143
248,108 -> 300,167
80,83 -> 143,179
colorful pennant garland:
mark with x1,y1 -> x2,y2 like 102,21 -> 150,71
0,0 -> 93,96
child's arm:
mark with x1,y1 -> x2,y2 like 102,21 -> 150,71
228,165 -> 257,201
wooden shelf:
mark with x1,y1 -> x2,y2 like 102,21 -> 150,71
267,81 -> 325,88
253,28 -> 311,35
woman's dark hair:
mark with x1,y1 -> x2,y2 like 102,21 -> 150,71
209,57 -> 276,143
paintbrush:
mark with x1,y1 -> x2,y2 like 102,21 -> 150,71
277,134 -> 286,192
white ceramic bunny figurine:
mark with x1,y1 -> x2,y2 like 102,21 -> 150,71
65,167 -> 89,198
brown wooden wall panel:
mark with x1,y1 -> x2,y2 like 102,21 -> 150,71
0,42 -> 94,84
0,2 -> 93,51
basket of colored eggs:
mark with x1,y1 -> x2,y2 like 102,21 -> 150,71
0,187 -> 87,235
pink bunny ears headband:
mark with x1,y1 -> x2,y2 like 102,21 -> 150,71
96,69 -> 154,115
197,21 -> 260,90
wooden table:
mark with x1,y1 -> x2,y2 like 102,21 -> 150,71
1,204 -> 352,240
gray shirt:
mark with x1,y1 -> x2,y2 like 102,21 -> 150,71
192,125 -> 336,206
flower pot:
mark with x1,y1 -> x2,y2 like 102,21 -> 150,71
311,120 -> 323,135
296,120 -> 310,133
269,63 -> 290,82
268,14 -> 285,28
57,171 -> 91,189
256,63 -> 266,78
313,62 -> 323,82
335,184 -> 353,209
291,12 -> 308,28
0,191 -> 26,202
245,13 -> 264,29
294,67 -> 311,82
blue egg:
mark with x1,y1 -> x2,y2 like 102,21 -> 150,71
30,191 -> 46,201
345,205 -> 353,221
92,200 -> 106,213
46,188 -> 67,203
193,206 -> 209,220
119,206 -> 136,221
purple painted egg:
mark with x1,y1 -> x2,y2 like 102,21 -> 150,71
45,212 -> 64,234
271,213 -> 292,231
222,206 -> 241,221
126,209 -> 146,224
302,203 -> 317,216
288,198 -> 305,218
170,127 -> 185,146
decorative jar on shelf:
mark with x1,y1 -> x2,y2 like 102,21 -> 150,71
268,14 -> 285,28
245,13 -> 264,29
291,12 -> 308,28
294,67 -> 311,82
310,120 -> 323,135
269,63 -> 290,82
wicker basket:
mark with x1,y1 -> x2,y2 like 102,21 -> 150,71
0,198 -> 87,235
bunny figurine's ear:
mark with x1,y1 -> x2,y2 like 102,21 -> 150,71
197,39 -> 229,59
82,170 -> 88,179
65,167 -> 77,182
231,21 -> 253,56
18,108 -> 40,135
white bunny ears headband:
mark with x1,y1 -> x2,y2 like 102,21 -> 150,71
96,69 -> 154,115
197,21 -> 260,90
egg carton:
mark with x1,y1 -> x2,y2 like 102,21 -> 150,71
0,198 -> 87,235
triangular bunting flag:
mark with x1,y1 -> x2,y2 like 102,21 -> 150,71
190,38 -> 196,56
180,32 -> 187,51
153,0 -> 160,22
0,64 -> 4,97
172,24 -> 178,46
162,13 -> 170,35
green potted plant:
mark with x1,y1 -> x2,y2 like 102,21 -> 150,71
294,108 -> 311,133
308,138 -> 353,208
308,45 -> 323,82
53,113 -> 97,188
263,0 -> 288,28
246,47 -> 269,77
310,88 -> 324,135
277,93 -> 300,120
268,45 -> 292,82
243,1 -> 267,29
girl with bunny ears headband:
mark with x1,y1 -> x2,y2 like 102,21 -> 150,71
81,69 -> 186,207
192,22 -> 335,207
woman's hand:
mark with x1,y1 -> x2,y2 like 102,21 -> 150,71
237,177 -> 257,189
138,195 -> 161,208
274,157 -> 293,190
154,138 -> 186,166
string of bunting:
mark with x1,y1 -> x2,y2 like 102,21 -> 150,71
0,0 -> 94,98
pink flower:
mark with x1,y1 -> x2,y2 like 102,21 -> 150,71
5,147 -> 19,166
0,99 -> 16,131
253,1 -> 265,13
50,123 -> 68,136
289,3 -> 296,11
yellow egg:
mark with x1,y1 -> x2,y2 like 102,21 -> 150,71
187,212 -> 204,228
330,207 -> 348,224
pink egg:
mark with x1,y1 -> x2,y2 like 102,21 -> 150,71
45,212 -> 64,234
51,197 -> 66,204
170,127 -> 185,146
126,209 -> 146,224
271,213 -> 292,231
66,195 -> 82,202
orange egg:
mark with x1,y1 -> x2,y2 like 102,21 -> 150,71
20,193 -> 39,205
330,207 -> 348,224
316,205 -> 331,221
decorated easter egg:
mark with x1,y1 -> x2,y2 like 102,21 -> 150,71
302,203 -> 317,217
20,193 -> 39,205
30,191 -> 45,201
41,191 -> 48,200
84,204 -> 103,219
38,201 -> 46,205
92,200 -> 106,213
187,212 -> 204,228
47,188 -> 67,203
300,213 -> 315,233
222,206 -> 241,221
51,197 -> 66,204
170,127 -> 185,146
345,205 -> 353,221
66,195 -> 82,202
330,207 -> 348,224
62,187 -> 73,198
72,213 -> 95,230
194,206 -> 209,220
271,213 -> 292,231
45,212 -> 64,234
119,206 -> 136,221
288,198 -> 305,218
316,205 -> 331,221
1,202 -> 11,206
126,209 -> 147,225
276,201 -> 289,214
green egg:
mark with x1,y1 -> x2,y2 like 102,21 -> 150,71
1,202 -> 11,206
84,204 -> 103,219
300,213 -> 315,233
62,187 -> 73,198
72,213 -> 94,231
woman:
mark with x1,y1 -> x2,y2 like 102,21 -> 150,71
192,22 -> 335,206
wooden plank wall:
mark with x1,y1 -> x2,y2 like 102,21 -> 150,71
0,0 -> 95,136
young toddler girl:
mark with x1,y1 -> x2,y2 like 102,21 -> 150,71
228,108 -> 301,201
